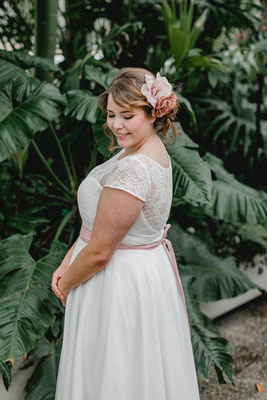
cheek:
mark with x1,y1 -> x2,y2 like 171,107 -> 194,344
129,116 -> 148,131
107,118 -> 112,130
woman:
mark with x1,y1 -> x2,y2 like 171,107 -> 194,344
52,68 -> 200,399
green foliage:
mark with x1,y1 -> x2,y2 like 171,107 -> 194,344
183,276 -> 233,383
168,123 -> 212,206
0,76 -> 66,163
0,49 -> 63,74
0,234 -> 67,367
169,222 -> 260,302
203,153 -> 267,224
0,0 -> 266,393
64,90 -> 99,123
198,93 -> 255,157
25,337 -> 62,400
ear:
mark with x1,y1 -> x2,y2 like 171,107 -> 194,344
149,115 -> 156,124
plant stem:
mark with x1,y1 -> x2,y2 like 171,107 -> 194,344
31,139 -> 72,197
49,123 -> 75,192
54,208 -> 76,240
66,136 -> 78,189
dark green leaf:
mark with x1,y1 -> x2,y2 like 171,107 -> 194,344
168,123 -> 212,206
203,153 -> 267,224
0,234 -> 67,365
0,79 -> 66,163
169,222 -> 259,302
0,50 -> 63,74
84,65 -> 118,89
183,276 -> 233,383
64,90 -> 99,123
25,338 -> 62,400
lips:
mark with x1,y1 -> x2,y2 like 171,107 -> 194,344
114,132 -> 129,139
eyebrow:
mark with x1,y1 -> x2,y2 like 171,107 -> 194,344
107,109 -> 134,114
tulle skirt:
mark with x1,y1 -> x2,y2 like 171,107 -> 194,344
55,237 -> 200,400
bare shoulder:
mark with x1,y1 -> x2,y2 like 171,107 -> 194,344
137,137 -> 170,168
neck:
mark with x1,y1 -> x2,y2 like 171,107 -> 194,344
123,127 -> 158,156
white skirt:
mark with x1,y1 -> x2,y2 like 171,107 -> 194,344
55,237 -> 200,400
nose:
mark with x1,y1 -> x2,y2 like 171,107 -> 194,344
112,117 -> 124,130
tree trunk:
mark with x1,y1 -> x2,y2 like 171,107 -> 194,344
34,0 -> 58,82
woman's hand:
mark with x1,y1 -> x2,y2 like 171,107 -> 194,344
58,278 -> 69,307
51,264 -> 69,305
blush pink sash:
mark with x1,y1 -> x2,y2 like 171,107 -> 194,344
79,223 -> 188,316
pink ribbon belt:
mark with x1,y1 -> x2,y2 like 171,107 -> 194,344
79,223 -> 188,316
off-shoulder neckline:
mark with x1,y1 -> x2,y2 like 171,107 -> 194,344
117,149 -> 171,170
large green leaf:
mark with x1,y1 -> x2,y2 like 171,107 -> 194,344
84,65 -> 119,89
203,153 -> 267,224
0,50 -> 63,74
0,234 -> 67,365
169,222 -> 259,302
168,123 -> 212,206
0,59 -> 26,86
183,276 -> 233,383
64,89 -> 99,123
0,78 -> 66,163
25,337 -> 62,400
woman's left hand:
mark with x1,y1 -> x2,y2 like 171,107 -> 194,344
58,278 -> 69,307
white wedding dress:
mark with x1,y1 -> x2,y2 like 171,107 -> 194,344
55,148 -> 200,400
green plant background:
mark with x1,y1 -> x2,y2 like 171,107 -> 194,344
0,0 -> 266,398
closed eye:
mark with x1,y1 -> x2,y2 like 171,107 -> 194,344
107,115 -> 133,120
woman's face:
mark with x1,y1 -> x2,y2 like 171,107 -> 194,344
106,94 -> 156,150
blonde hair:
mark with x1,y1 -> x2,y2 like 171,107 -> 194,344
98,67 -> 181,151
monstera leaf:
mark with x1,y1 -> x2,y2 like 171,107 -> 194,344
183,276 -> 233,383
203,152 -> 267,224
0,59 -> 26,86
169,222 -> 260,302
84,65 -> 119,89
0,77 -> 66,163
0,50 -> 63,74
64,89 -> 99,123
168,123 -> 212,206
0,234 -> 67,366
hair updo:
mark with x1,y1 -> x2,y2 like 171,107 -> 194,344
98,67 -> 181,151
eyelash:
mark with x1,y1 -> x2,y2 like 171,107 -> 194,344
107,115 -> 133,120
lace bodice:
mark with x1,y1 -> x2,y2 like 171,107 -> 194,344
77,149 -> 173,244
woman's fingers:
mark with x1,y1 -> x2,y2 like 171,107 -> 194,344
52,273 -> 64,299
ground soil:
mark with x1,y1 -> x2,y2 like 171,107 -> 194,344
198,295 -> 267,400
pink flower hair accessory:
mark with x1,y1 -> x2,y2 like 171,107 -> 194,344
141,72 -> 177,118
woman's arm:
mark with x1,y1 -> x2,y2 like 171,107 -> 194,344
58,187 -> 144,304
51,238 -> 78,300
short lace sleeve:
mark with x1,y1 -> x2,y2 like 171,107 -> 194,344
103,157 -> 151,202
